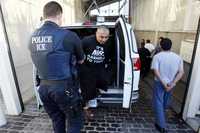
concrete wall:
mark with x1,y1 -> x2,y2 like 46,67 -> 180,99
131,0 -> 199,81
0,0 -> 84,103
134,31 -> 196,55
74,0 -> 85,23
131,0 -> 200,52
130,0 -> 200,113
131,0 -> 200,32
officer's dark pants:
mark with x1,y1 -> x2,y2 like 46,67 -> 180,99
38,81 -> 83,133
152,81 -> 172,129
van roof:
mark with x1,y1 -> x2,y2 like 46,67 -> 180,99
62,22 -> 115,29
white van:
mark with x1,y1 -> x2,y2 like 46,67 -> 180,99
66,17 -> 140,109
33,17 -> 140,109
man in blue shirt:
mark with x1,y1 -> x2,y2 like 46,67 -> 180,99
29,2 -> 84,133
151,38 -> 184,133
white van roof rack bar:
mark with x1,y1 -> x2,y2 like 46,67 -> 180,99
84,0 -> 100,17
118,0 -> 127,14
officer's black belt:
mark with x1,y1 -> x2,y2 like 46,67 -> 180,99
40,79 -> 68,86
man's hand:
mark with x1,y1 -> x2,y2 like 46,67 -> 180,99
153,69 -> 177,92
164,82 -> 176,92
78,59 -> 84,64
163,83 -> 172,92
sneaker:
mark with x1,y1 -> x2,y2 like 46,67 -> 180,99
88,99 -> 98,108
84,109 -> 94,120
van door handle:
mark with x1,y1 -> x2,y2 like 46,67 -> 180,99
124,82 -> 131,84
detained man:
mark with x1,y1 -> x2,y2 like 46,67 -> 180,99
151,38 -> 184,133
79,26 -> 111,119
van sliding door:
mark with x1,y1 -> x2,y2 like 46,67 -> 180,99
115,17 -> 133,108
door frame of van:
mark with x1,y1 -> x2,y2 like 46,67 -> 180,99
115,16 -> 135,108
181,17 -> 200,117
0,4 -> 24,112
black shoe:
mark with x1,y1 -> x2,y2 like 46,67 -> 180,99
160,128 -> 167,133
155,123 -> 167,133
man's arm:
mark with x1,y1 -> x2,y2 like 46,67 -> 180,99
77,59 -> 84,64
81,37 -> 87,52
153,69 -> 171,91
170,70 -> 184,88
74,38 -> 84,64
63,32 -> 85,64
151,55 -> 171,91
170,59 -> 184,88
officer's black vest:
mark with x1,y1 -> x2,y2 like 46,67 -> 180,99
29,21 -> 72,80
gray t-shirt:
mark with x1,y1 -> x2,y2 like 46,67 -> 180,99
151,51 -> 184,84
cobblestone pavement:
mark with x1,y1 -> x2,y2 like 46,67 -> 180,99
0,85 -> 195,133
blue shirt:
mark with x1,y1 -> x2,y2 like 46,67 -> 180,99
151,51 -> 184,84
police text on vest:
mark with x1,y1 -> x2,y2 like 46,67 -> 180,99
31,36 -> 53,51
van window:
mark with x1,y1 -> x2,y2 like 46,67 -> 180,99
130,29 -> 138,53
116,23 -> 125,61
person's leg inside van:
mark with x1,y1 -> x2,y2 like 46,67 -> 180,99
80,66 -> 98,119
96,68 -> 109,91
80,73 -> 98,106
79,65 -> 99,104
